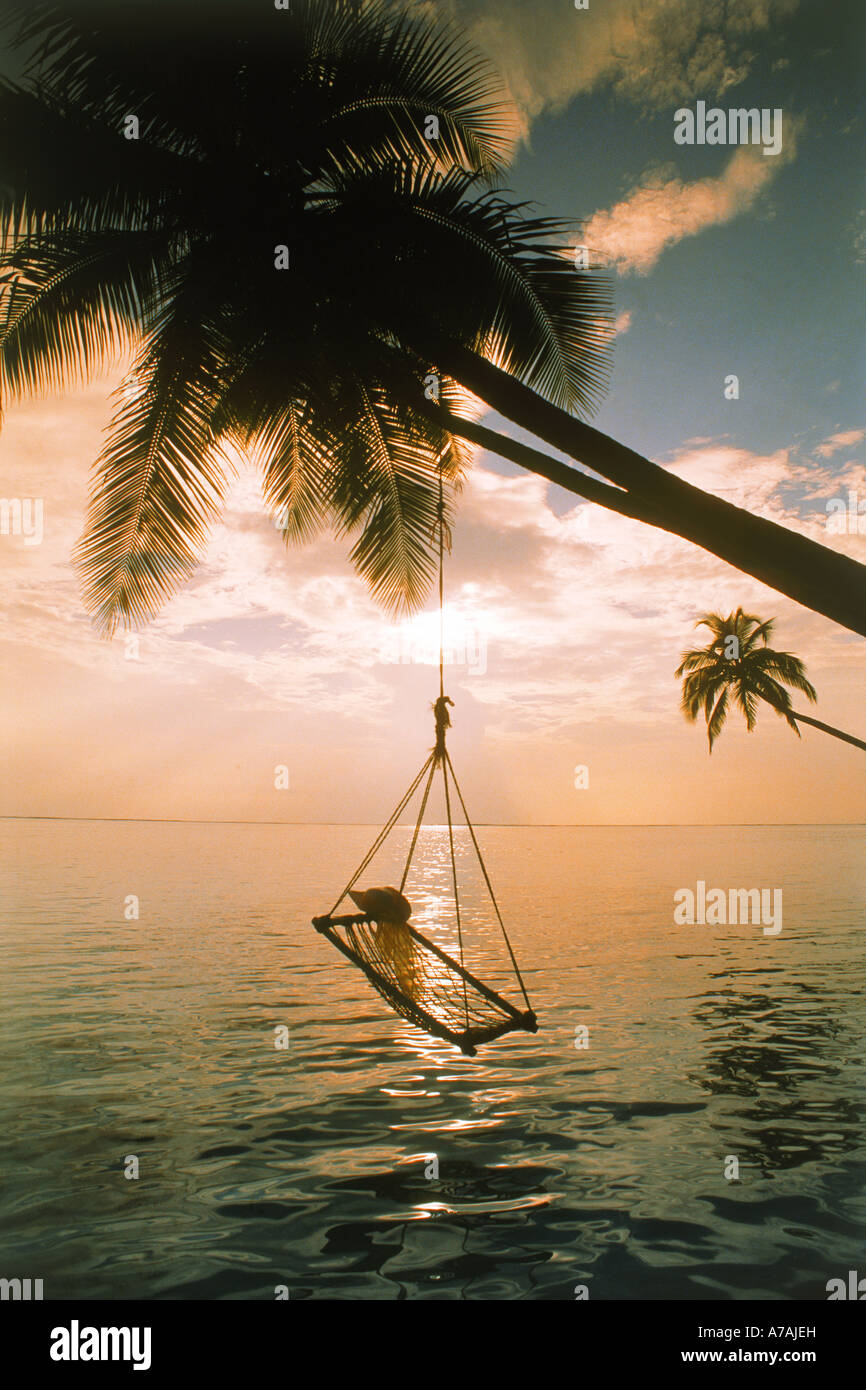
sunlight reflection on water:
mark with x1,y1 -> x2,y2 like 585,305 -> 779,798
0,819 -> 864,1300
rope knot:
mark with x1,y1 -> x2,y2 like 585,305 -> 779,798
433,694 -> 454,754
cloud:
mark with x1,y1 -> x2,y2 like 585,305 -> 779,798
583,135 -> 797,274
816,428 -> 865,458
2,371 -> 863,826
450,0 -> 799,135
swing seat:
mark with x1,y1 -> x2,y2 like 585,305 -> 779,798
311,461 -> 536,1055
312,911 -> 538,1056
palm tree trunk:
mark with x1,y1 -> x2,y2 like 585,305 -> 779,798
432,343 -> 866,639
421,404 -> 664,524
790,711 -> 866,752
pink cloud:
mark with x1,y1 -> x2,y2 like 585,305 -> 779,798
816,429 -> 865,458
585,140 -> 797,275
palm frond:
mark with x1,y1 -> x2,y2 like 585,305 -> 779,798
74,263 -> 234,632
746,615 -> 775,647
706,687 -> 729,751
749,671 -> 801,733
733,677 -> 760,732
258,400 -> 332,546
675,647 -> 725,678
321,161 -> 613,416
316,1 -> 512,177
679,666 -> 726,722
330,380 -> 453,612
750,648 -> 817,702
693,612 -> 728,639
0,227 -> 167,412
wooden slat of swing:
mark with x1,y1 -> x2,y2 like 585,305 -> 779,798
312,912 -> 537,1056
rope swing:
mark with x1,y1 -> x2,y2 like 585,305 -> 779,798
312,452 -> 538,1056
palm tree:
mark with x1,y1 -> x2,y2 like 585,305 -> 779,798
1,0 -> 865,637
676,609 -> 866,752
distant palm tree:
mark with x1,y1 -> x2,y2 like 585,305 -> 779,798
676,610 -> 866,752
1,0 -> 865,636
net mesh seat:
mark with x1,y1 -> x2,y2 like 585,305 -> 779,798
313,911 -> 537,1056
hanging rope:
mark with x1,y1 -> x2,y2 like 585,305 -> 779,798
398,753 -> 437,895
438,449 -> 445,702
441,740 -> 470,1028
328,751 -> 434,917
443,747 -> 533,1014
433,447 -> 469,1027
314,437 -> 537,1054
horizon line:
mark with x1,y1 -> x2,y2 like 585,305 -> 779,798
1,816 -> 863,828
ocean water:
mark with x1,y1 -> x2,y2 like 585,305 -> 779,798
0,818 -> 864,1301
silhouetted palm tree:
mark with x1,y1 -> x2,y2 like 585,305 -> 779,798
676,609 -> 866,752
1,0 -> 864,636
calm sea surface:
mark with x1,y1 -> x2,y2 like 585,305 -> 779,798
1,819 -> 864,1301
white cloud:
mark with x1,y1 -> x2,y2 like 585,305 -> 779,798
449,0 -> 799,135
2,381 -> 863,824
815,428 -> 865,458
584,136 -> 797,274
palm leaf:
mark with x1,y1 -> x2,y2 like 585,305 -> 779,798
706,687 -> 729,751
679,665 -> 726,722
733,677 -> 759,732
749,670 -> 801,733
331,380 -> 452,612
0,226 -> 169,413
258,400 -> 332,546
750,648 -> 817,702
316,1 -> 512,176
74,263 -> 234,632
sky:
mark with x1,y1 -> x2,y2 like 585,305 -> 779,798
1,0 -> 864,825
